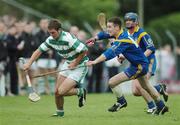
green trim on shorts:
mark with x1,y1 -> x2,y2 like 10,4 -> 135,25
76,82 -> 81,87
78,66 -> 88,83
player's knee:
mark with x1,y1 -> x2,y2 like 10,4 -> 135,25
57,88 -> 66,96
141,85 -> 148,92
55,92 -> 59,97
132,87 -> 141,96
108,79 -> 115,88
132,90 -> 140,96
55,90 -> 60,97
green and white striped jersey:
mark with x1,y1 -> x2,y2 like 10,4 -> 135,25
38,30 -> 88,63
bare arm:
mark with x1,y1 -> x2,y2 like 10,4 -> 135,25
86,54 -> 106,66
23,49 -> 42,71
94,54 -> 106,64
68,51 -> 88,68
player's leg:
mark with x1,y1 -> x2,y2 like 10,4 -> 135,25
62,83 -> 86,107
137,75 -> 168,115
60,62 -> 88,108
132,59 -> 168,113
154,84 -> 168,102
53,74 -> 66,117
151,79 -> 168,102
132,79 -> 156,113
108,65 -> 145,112
68,66 -> 88,108
57,78 -> 77,96
58,79 -> 86,107
53,75 -> 85,117
132,79 -> 141,96
108,72 -> 129,112
148,58 -> 168,102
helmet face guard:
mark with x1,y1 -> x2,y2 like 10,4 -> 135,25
124,12 -> 138,23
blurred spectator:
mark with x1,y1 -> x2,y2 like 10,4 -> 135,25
15,21 -> 26,37
21,23 -> 38,58
69,25 -> 79,37
158,44 -> 175,81
0,22 -> 8,96
87,31 -> 105,93
18,22 -> 38,93
1,15 -> 16,28
175,46 -> 180,79
77,30 -> 87,41
14,21 -> 27,93
29,21 -> 39,35
5,26 -> 21,95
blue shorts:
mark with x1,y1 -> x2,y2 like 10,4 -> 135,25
124,64 -> 148,79
148,58 -> 157,76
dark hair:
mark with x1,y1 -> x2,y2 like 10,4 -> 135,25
108,17 -> 122,27
48,19 -> 62,31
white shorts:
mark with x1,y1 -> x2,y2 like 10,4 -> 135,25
37,59 -> 57,69
59,61 -> 88,85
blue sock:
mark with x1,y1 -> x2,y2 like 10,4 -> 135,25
155,100 -> 165,110
154,84 -> 161,93
117,96 -> 127,105
147,101 -> 156,109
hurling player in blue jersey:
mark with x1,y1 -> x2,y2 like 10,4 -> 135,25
124,12 -> 168,113
86,17 -> 168,115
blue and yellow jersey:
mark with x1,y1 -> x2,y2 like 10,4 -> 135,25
126,26 -> 156,61
97,29 -> 148,67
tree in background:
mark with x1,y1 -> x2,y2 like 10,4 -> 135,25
14,0 -> 118,28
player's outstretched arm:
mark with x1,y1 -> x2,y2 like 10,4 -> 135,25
23,49 -> 42,71
86,31 -> 113,47
86,54 -> 106,66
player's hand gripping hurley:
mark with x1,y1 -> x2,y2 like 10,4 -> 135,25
19,58 -> 40,102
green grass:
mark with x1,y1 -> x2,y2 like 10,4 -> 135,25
0,94 -> 180,125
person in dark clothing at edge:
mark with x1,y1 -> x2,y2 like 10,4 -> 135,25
87,37 -> 105,93
5,26 -> 22,95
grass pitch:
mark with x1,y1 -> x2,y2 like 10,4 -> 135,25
0,94 -> 180,125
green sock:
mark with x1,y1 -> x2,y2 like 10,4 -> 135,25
56,110 -> 64,117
